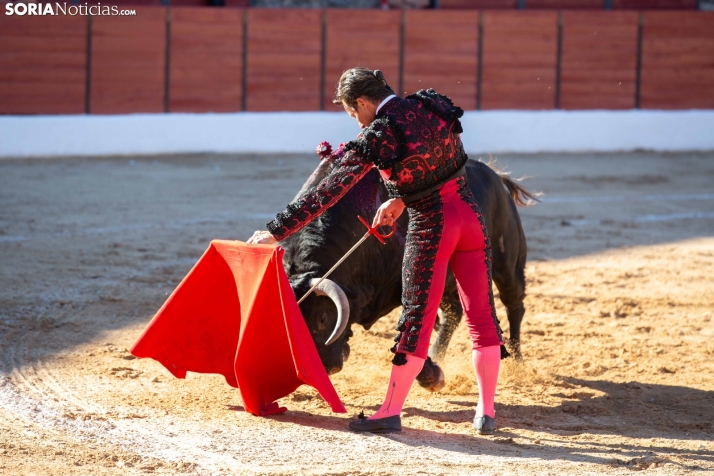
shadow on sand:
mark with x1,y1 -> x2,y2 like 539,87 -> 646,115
271,377 -> 713,471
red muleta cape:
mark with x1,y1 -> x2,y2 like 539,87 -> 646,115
130,240 -> 346,416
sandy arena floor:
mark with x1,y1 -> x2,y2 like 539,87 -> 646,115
0,151 -> 713,475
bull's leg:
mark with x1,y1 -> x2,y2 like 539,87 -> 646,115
493,262 -> 526,359
505,302 -> 525,359
428,286 -> 463,363
416,284 -> 463,392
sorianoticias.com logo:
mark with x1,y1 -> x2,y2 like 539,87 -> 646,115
5,3 -> 137,16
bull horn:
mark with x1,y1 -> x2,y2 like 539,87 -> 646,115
309,278 -> 350,346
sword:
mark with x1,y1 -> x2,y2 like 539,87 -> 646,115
297,215 -> 395,304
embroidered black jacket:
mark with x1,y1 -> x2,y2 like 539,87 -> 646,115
267,89 -> 467,241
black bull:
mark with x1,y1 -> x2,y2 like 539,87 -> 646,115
280,158 -> 536,391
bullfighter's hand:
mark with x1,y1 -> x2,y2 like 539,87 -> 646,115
247,230 -> 277,245
372,198 -> 405,229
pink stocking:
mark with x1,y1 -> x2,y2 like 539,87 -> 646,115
368,354 -> 425,419
473,345 -> 500,418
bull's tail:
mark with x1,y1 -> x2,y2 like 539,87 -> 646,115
500,174 -> 541,207
483,155 -> 542,207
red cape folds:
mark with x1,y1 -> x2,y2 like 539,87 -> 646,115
130,240 -> 346,416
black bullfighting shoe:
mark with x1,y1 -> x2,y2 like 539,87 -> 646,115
348,415 -> 402,433
473,415 -> 496,435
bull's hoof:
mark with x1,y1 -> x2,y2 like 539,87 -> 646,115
508,341 -> 522,361
416,359 -> 445,393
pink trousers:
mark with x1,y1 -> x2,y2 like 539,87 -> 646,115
393,176 -> 503,359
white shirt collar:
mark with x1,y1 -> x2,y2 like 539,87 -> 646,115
376,94 -> 396,115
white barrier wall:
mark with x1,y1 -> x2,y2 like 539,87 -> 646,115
1,110 -> 713,158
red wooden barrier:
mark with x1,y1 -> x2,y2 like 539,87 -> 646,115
324,10 -> 400,111
527,0 -> 602,7
440,0 -> 515,9
613,0 -> 697,8
403,11 -> 479,110
480,11 -> 558,110
560,11 -> 638,109
640,12 -> 714,109
169,8 -> 243,112
246,9 -> 322,112
90,8 -> 167,114
0,16 -> 87,115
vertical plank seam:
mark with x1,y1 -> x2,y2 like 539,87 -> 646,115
477,11 -> 484,111
635,12 -> 643,109
85,15 -> 92,114
399,11 -> 405,96
164,8 -> 171,113
242,9 -> 248,112
555,11 -> 563,110
320,10 -> 326,111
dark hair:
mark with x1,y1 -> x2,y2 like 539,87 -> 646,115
332,67 -> 395,109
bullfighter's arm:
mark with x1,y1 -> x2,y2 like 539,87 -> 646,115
266,120 -> 399,241
266,148 -> 373,241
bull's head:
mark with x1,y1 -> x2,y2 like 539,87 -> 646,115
282,146 -> 390,375
291,276 -> 352,375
